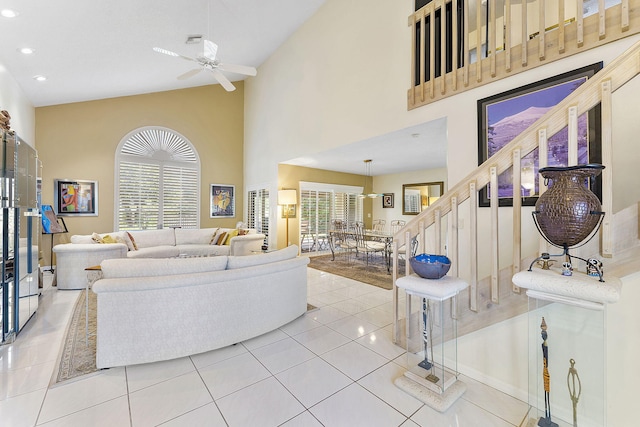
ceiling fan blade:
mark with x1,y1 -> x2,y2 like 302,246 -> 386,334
218,63 -> 257,77
203,39 -> 218,61
210,69 -> 236,92
177,68 -> 203,80
153,47 -> 197,62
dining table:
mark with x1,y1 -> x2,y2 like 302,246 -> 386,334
327,228 -> 394,273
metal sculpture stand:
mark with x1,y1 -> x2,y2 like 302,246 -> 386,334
417,298 -> 440,383
567,358 -> 582,427
538,317 -> 558,427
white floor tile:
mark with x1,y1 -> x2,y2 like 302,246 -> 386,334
460,374 -> 529,426
126,356 -> 195,393
292,325 -> 351,355
199,352 -> 270,399
37,395 -> 131,427
279,314 -> 322,336
306,305 -> 351,325
216,377 -> 304,426
355,305 -> 395,328
190,343 -> 247,370
0,388 -> 46,427
276,357 -> 351,408
321,341 -> 388,380
38,367 -> 128,425
158,402 -> 226,427
330,298 -> 372,315
129,371 -> 212,427
242,328 -> 289,350
326,315 -> 379,340
310,383 -> 407,427
410,396 -> 515,427
280,410 -> 324,427
250,337 -> 315,374
356,328 -> 407,360
358,362 -> 424,417
0,360 -> 55,400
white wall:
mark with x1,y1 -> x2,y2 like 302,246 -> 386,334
0,63 -> 35,144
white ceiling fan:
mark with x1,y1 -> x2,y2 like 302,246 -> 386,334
153,39 -> 257,92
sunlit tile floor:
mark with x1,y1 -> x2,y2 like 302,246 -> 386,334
0,267 -> 529,426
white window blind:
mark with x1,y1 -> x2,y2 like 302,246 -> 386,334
247,189 -> 269,238
116,127 -> 200,231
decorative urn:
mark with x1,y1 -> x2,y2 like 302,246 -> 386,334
533,164 -> 604,249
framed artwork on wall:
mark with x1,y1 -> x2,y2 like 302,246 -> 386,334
382,193 -> 394,208
210,184 -> 235,218
54,179 -> 98,216
477,62 -> 603,207
41,205 -> 67,234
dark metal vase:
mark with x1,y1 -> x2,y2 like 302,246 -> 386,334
533,164 -> 605,249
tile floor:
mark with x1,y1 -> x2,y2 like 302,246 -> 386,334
0,267 -> 529,426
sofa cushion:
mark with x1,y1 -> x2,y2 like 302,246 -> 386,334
128,229 -> 175,248
175,228 -> 218,245
101,255 -> 229,278
127,246 -> 180,259
226,245 -> 299,270
176,244 -> 230,257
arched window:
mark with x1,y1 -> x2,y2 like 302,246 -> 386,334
115,127 -> 200,230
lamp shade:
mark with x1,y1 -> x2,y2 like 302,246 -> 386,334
278,189 -> 297,205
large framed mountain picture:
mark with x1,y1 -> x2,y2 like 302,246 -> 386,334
477,62 -> 603,207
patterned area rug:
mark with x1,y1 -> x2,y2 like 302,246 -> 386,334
53,291 -> 319,384
307,254 -> 405,290
53,289 -> 97,384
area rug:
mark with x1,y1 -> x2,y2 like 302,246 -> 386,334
307,254 -> 405,290
53,289 -> 97,385
53,291 -> 320,384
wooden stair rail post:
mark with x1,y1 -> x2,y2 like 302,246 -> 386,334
512,149 -> 522,292
469,181 -> 479,312
601,79 -> 614,257
490,166 -> 500,303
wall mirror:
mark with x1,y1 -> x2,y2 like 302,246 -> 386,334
402,181 -> 444,215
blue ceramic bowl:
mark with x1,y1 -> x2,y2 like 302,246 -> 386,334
409,254 -> 451,279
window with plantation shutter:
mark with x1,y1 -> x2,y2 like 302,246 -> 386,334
247,189 -> 269,240
116,127 -> 200,231
300,183 -> 363,253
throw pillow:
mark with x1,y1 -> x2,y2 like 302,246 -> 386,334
91,232 -> 104,244
224,229 -> 239,245
208,227 -> 221,244
238,228 -> 250,236
101,234 -> 117,244
215,232 -> 228,246
126,232 -> 138,250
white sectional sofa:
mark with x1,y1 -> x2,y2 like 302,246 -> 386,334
53,227 -> 266,290
92,245 -> 308,369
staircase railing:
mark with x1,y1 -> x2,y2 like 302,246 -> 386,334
393,38 -> 640,343
408,0 -> 640,110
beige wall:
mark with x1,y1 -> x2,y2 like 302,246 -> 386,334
277,164 -> 366,249
36,84 -> 244,264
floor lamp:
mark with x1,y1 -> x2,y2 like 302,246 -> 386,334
278,189 -> 297,247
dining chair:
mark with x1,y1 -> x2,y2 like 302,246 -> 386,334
372,219 -> 386,233
354,222 -> 386,265
390,219 -> 406,235
333,220 -> 358,262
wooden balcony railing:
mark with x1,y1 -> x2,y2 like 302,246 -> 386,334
408,0 -> 640,110
394,38 -> 640,343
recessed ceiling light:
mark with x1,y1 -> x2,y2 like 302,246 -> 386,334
1,9 -> 19,18
18,47 -> 35,55
33,75 -> 47,82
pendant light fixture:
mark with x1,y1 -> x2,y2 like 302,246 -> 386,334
360,159 -> 383,198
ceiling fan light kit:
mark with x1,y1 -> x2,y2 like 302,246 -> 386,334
153,39 -> 257,92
